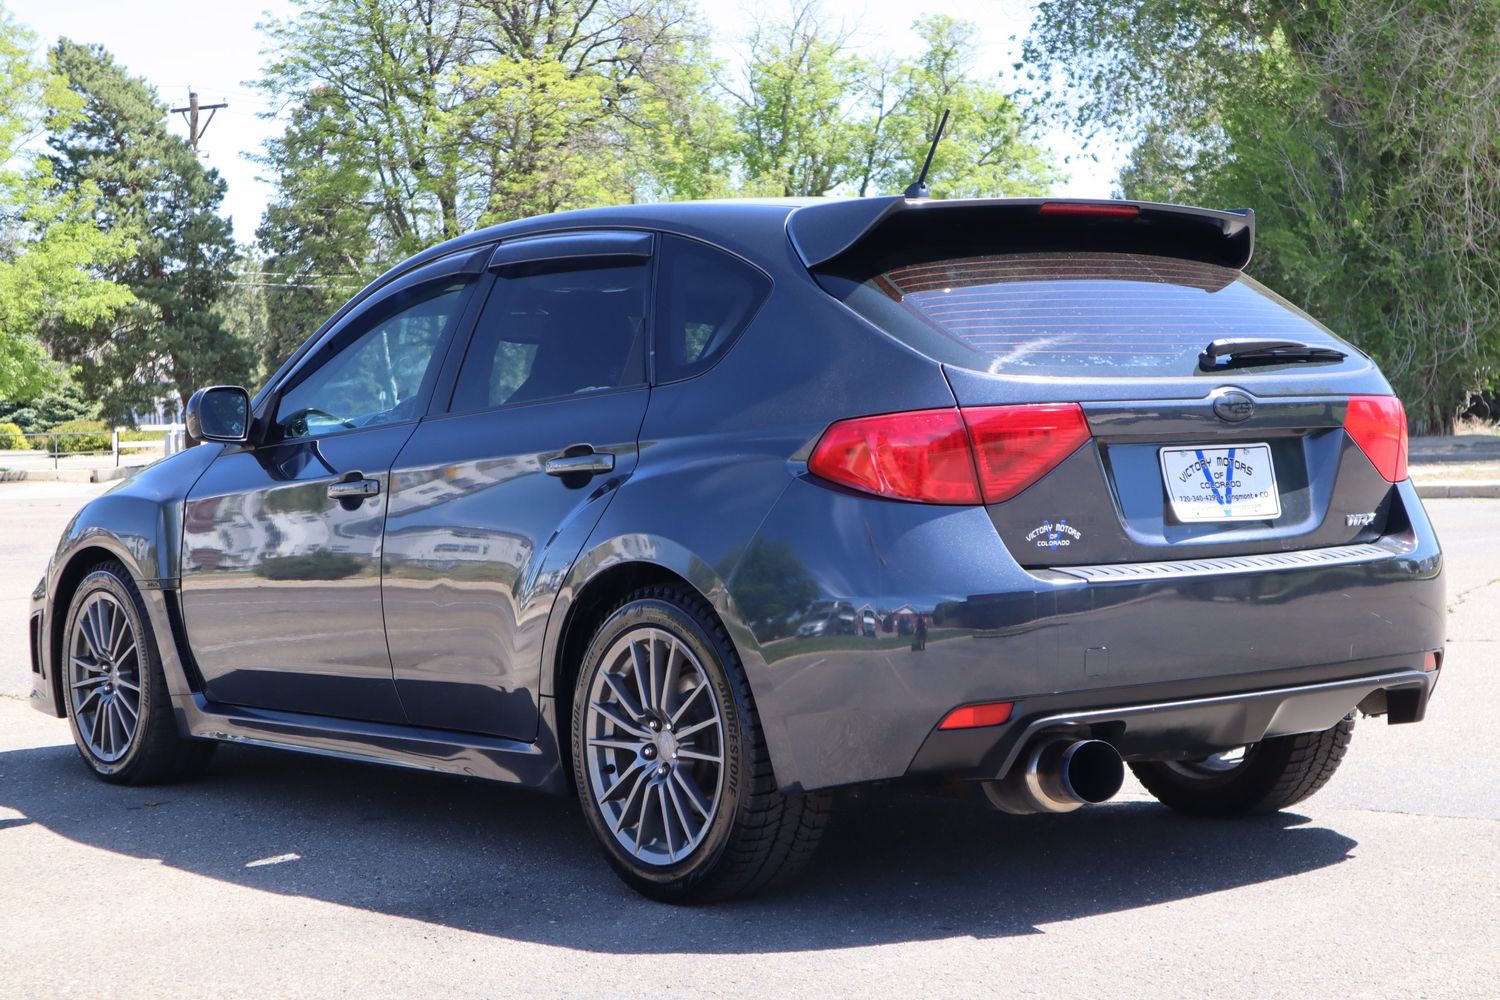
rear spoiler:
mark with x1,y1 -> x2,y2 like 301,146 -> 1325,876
787,197 -> 1255,273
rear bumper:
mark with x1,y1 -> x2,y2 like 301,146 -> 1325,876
909,664 -> 1437,781
736,478 -> 1444,792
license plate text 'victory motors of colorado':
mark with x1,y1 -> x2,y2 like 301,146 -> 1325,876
1158,443 -> 1281,522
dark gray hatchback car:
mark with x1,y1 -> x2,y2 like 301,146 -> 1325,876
29,196 -> 1444,901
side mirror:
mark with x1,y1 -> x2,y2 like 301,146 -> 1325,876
185,385 -> 251,443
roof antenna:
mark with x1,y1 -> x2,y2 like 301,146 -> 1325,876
903,108 -> 950,199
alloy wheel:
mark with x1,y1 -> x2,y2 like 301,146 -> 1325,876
68,591 -> 142,763
583,627 -> 725,866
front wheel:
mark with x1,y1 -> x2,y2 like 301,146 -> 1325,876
571,585 -> 829,902
61,561 -> 215,784
1129,715 -> 1355,818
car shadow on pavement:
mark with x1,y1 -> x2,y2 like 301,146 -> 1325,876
1,740 -> 1357,950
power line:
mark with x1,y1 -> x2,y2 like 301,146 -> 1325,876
170,89 -> 229,154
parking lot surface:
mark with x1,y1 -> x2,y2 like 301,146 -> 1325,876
1,481 -> 1496,999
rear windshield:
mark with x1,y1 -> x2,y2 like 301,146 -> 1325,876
822,251 -> 1355,377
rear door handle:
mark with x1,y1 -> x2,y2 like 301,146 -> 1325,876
327,477 -> 381,500
544,451 -> 615,476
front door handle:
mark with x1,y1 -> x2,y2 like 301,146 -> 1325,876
544,451 -> 615,477
327,477 -> 381,500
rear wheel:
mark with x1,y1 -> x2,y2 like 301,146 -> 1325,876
1129,715 -> 1354,818
62,562 -> 215,785
571,585 -> 830,902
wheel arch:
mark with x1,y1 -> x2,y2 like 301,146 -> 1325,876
46,541 -> 142,718
550,562 -> 691,744
544,535 -> 760,770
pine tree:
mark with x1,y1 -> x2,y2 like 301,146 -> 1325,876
43,40 -> 251,422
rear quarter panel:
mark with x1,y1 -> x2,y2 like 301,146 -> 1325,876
544,240 -> 961,710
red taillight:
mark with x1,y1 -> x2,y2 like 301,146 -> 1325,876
963,403 -> 1092,503
938,701 -> 1014,730
808,404 -> 1091,505
1038,201 -> 1140,218
807,408 -> 981,504
1345,396 -> 1408,482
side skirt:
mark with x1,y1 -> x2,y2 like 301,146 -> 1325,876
173,692 -> 570,794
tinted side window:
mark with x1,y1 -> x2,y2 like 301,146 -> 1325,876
275,279 -> 470,439
451,260 -> 648,412
654,236 -> 770,382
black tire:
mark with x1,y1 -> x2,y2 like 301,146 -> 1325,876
60,561 -> 216,785
1130,715 -> 1355,818
570,584 -> 830,903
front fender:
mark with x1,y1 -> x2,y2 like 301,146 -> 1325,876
47,445 -> 221,591
35,445 -> 221,719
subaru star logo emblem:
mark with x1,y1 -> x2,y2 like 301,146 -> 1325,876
1212,389 -> 1255,423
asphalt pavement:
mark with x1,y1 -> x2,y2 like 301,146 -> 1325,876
1,481 -> 1496,999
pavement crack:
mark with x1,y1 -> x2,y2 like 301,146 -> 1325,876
1448,575 -> 1500,614
1343,806 -> 1500,823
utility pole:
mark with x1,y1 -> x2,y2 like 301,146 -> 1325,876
170,89 -> 228,154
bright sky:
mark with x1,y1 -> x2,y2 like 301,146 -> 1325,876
8,0 -> 1124,244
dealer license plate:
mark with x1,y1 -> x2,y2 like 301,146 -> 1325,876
1158,443 -> 1281,522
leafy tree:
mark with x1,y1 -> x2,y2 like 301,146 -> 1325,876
255,88 -> 376,375
252,1 -> 1056,371
259,0 -> 716,258
259,0 -> 471,256
726,3 -> 867,196
0,7 -> 132,402
1026,0 -> 1500,431
854,15 -> 1057,198
441,54 -> 626,220
623,35 -> 740,202
43,40 -> 252,422
457,0 -> 723,216
724,5 -> 1055,199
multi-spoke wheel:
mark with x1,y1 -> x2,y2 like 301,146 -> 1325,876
68,591 -> 143,762
61,561 -> 215,784
1130,716 -> 1355,818
571,585 -> 831,902
584,627 -> 725,865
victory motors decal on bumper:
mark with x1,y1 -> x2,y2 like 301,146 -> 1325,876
1026,519 -> 1082,549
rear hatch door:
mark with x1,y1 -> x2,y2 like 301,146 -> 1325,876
799,198 -> 1404,568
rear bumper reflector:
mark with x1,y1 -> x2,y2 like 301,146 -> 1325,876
938,701 -> 1015,730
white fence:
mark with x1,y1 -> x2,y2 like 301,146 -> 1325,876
7,425 -> 187,469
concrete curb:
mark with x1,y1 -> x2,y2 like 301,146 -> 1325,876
1414,481 -> 1500,499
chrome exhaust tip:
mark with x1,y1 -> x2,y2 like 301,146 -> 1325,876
981,737 -> 1125,815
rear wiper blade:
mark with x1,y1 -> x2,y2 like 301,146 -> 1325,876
1199,338 -> 1347,370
